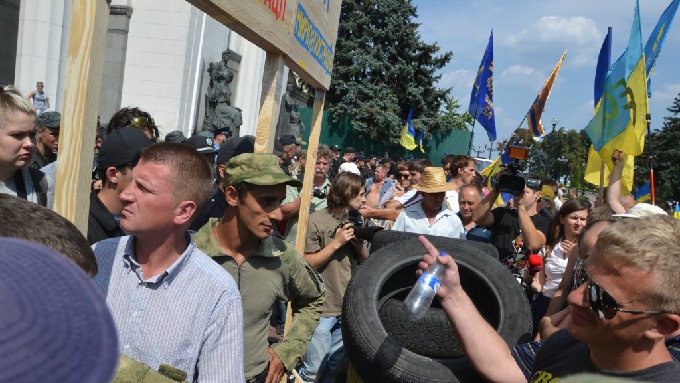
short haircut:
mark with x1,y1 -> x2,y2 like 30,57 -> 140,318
595,215 -> 680,313
408,159 -> 432,174
0,85 -> 37,130
397,163 -> 409,173
441,154 -> 456,167
107,106 -> 159,142
140,143 -> 213,217
450,155 -> 475,176
458,183 -> 483,202
0,194 -> 97,276
327,171 -> 364,215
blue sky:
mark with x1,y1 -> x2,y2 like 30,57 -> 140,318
412,0 -> 680,157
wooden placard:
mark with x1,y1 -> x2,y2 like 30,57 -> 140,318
53,0 -> 108,234
185,0 -> 341,90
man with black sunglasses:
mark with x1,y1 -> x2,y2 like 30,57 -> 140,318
415,214 -> 680,382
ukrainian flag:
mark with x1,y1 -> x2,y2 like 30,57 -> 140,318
635,182 -> 651,203
674,202 -> 680,220
584,1 -> 648,193
400,107 -> 417,150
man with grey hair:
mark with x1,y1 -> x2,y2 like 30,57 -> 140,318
415,214 -> 680,382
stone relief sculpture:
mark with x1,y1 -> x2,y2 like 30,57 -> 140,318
275,83 -> 305,140
204,49 -> 242,137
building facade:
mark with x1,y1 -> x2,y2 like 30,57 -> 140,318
3,0 -> 288,138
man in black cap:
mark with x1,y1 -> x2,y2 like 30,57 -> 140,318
88,127 -> 151,244
327,144 -> 341,179
164,130 -> 187,143
29,111 -> 60,169
186,134 -> 217,166
213,127 -> 230,151
188,135 -> 255,232
329,146 -> 355,181
278,134 -> 298,176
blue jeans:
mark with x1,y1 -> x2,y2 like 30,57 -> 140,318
299,316 -> 345,383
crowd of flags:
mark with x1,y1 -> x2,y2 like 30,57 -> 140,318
399,0 -> 679,207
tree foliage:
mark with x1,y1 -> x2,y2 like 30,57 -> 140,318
326,0 -> 456,145
635,93 -> 680,201
527,127 -> 589,185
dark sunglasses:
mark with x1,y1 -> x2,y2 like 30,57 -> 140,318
397,174 -> 410,180
574,259 -> 667,320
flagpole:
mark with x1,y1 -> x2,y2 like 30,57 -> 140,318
646,113 -> 656,204
468,123 -> 476,156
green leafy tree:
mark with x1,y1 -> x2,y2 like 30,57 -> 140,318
636,93 -> 680,201
527,127 -> 588,185
326,0 -> 455,145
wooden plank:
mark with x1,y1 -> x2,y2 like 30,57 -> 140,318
185,0 -> 341,89
254,52 -> 286,153
294,88 -> 324,254
53,0 -> 108,234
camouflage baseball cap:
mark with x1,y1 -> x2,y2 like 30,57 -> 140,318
224,153 -> 302,187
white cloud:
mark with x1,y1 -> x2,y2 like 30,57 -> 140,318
505,16 -> 600,46
500,65 -> 544,87
649,82 -> 680,105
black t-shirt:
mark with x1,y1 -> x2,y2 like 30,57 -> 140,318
490,207 -> 551,273
532,329 -> 680,382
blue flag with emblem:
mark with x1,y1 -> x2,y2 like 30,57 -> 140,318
584,0 -> 648,157
644,0 -> 679,96
468,30 -> 496,141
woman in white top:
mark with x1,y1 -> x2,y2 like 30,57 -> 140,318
529,198 -> 589,336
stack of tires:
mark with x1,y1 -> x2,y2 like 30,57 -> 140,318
342,231 -> 532,383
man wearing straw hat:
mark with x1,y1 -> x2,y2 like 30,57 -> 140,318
392,167 -> 465,238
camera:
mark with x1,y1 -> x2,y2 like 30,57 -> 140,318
332,210 -> 383,242
495,146 -> 540,196
312,187 -> 326,199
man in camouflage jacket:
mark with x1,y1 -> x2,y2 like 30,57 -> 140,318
194,153 -> 324,383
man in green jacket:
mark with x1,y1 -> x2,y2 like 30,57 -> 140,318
195,153 -> 325,383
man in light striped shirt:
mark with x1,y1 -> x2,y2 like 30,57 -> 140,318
93,143 -> 244,382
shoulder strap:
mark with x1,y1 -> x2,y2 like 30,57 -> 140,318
27,167 -> 48,207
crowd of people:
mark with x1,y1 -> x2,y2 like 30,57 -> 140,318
2,81 -> 680,383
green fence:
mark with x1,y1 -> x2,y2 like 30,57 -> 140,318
298,107 -> 472,162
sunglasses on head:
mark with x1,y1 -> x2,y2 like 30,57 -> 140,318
573,259 -> 667,320
129,116 -> 156,128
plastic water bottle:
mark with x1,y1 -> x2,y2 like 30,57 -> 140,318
404,252 -> 448,320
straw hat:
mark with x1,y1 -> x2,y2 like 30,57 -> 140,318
413,167 -> 458,193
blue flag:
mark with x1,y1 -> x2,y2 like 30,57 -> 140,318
468,30 -> 496,141
635,182 -> 651,203
675,202 -> 680,220
644,0 -> 679,96
594,27 -> 612,107
584,0 -> 648,156
400,107 -> 417,150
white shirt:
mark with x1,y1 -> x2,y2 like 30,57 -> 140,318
542,244 -> 569,298
392,203 -> 465,239
445,189 -> 459,213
